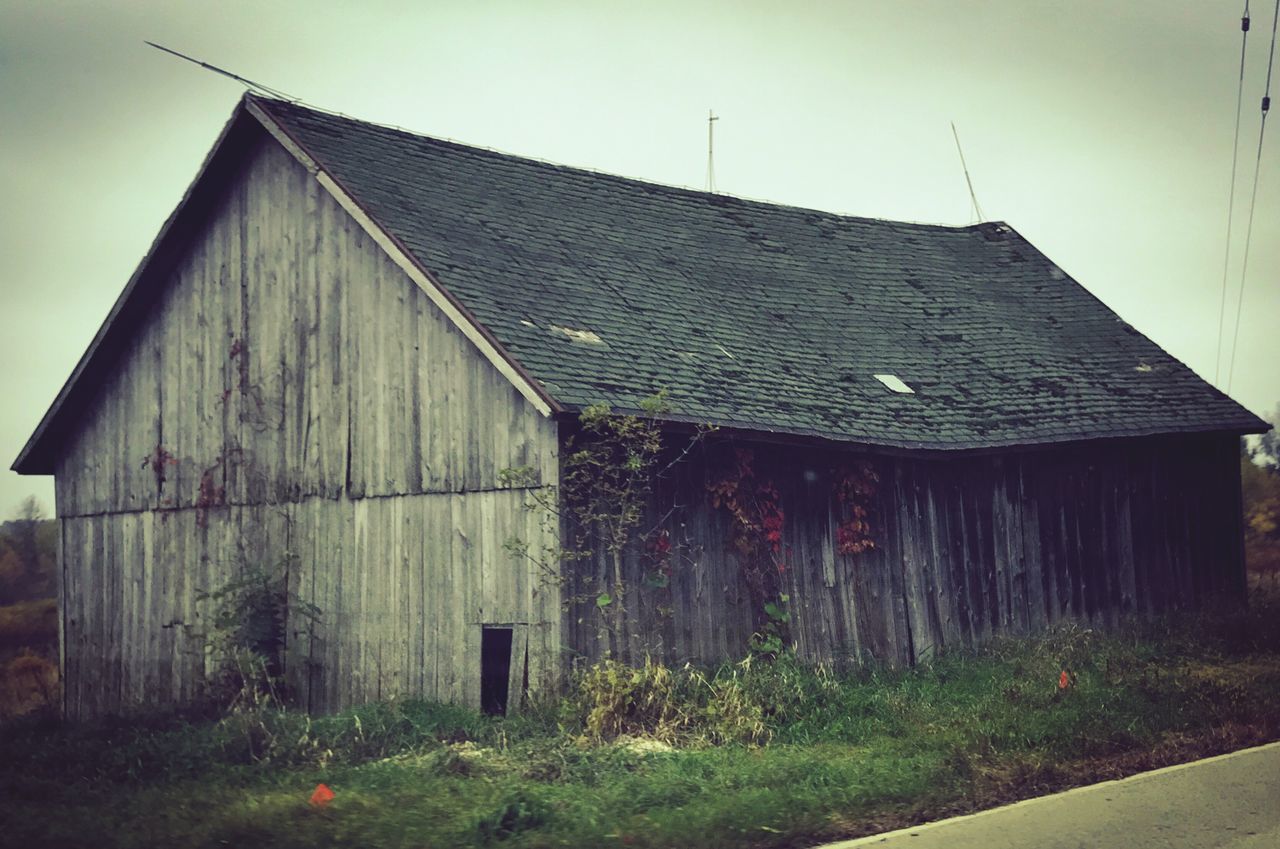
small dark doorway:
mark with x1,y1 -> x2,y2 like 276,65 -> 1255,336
480,627 -> 513,716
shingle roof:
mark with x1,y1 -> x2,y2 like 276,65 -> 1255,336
258,97 -> 1265,450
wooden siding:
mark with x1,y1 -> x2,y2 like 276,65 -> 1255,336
60,492 -> 558,720
564,433 -> 1245,668
54,137 -> 554,519
59,491 -> 558,719
53,133 -> 559,719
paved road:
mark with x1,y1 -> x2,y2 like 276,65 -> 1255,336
820,741 -> 1280,849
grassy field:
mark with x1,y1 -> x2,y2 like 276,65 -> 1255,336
0,598 -> 58,719
1,590 -> 1278,849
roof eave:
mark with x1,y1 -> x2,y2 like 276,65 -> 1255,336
554,404 -> 1270,455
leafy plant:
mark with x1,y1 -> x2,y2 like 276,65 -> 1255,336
504,392 -> 712,660
474,789 -> 551,843
751,595 -> 792,657
194,560 -> 320,711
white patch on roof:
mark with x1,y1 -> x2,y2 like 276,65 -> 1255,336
873,373 -> 915,394
520,319 -> 537,328
550,324 -> 605,346
714,343 -> 736,360
1135,362 -> 1153,373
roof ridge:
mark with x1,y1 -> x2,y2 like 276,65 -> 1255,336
249,95 -> 998,234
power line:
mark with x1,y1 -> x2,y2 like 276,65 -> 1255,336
1226,0 -> 1280,392
144,41 -> 298,101
1214,2 -> 1251,384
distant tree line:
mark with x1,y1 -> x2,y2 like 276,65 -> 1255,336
1242,405 -> 1280,585
0,497 -> 56,606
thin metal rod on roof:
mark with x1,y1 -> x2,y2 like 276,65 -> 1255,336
706,110 -> 719,193
950,121 -> 985,223
144,41 -> 299,102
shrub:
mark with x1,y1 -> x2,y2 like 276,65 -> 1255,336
0,649 -> 59,719
568,657 -> 770,745
474,789 -> 551,843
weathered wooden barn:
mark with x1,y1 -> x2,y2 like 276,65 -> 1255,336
13,94 -> 1267,719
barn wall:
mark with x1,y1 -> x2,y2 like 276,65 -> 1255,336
55,138 -> 554,518
53,134 -> 559,719
563,433 -> 1245,668
59,491 -> 558,719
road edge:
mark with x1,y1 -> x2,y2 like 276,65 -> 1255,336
814,739 -> 1280,848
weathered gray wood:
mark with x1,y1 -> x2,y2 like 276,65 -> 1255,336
52,131 -> 561,719
57,139 -> 550,524
507,624 -> 529,712
560,434 -> 1247,673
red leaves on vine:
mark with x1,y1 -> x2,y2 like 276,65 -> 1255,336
195,447 -> 243,529
143,444 -> 179,491
832,462 -> 879,556
648,529 -> 672,558
646,528 -> 673,578
708,449 -> 788,606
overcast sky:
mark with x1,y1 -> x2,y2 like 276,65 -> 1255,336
2,0 -> 1277,517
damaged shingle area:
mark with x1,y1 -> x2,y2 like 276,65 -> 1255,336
258,98 -> 1266,450
549,325 -> 605,346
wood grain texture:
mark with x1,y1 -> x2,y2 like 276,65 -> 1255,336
53,133 -> 559,719
562,435 -> 1247,669
55,138 -> 555,520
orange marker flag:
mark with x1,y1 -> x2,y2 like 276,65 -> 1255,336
1058,670 -> 1071,691
310,783 -> 335,807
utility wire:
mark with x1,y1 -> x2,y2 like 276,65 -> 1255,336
1227,0 -> 1279,392
1214,2 -> 1250,384
144,41 -> 298,101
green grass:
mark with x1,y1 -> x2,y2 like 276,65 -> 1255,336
2,594 -> 1279,849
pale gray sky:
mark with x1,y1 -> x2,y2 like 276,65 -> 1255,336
2,0 -> 1277,516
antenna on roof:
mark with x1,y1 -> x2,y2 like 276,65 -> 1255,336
144,41 -> 298,101
950,121 -> 986,223
706,110 -> 719,193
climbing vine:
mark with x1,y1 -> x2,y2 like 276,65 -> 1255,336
707,448 -> 788,615
505,402 -> 879,660
832,461 -> 879,556
706,451 -> 880,654
143,443 -> 179,492
196,447 -> 244,529
502,392 -> 710,658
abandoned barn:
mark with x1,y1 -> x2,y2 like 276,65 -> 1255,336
13,94 -> 1268,719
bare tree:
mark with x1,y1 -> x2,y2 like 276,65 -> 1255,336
16,495 -> 45,524
12,496 -> 47,581
1256,404 -> 1280,470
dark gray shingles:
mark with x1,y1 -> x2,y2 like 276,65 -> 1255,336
259,99 -> 1267,449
